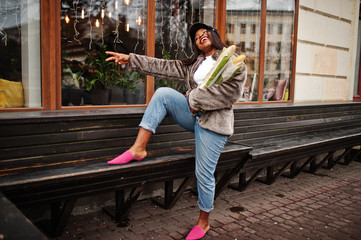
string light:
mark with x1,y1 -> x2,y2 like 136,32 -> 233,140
88,0 -> 93,49
169,0 -> 173,53
0,0 -> 8,46
182,0 -> 190,58
136,16 -> 141,25
125,23 -> 129,32
134,0 -> 141,53
95,19 -> 100,28
101,0 -> 105,44
108,11 -> 112,18
113,18 -> 123,45
101,7 -> 105,19
115,0 -> 118,10
142,0 -> 146,51
65,14 -> 70,23
175,0 -> 180,59
124,0 -> 130,6
81,8 -> 85,19
14,2 -> 21,41
73,0 -> 80,44
160,0 -> 165,55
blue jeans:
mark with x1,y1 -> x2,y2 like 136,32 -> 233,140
139,87 -> 228,212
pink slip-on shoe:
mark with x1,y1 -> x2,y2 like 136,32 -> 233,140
107,150 -> 144,165
185,225 -> 208,240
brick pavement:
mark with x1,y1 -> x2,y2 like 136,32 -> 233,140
51,161 -> 361,240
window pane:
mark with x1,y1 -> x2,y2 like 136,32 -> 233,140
226,0 -> 261,102
0,0 -> 41,108
263,0 -> 295,101
61,0 -> 147,106
154,0 -> 216,92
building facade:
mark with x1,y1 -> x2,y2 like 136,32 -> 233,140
0,0 -> 360,111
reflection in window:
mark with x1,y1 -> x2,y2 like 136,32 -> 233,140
264,0 -> 295,101
0,0 -> 41,108
240,23 -> 246,34
61,0 -> 147,106
251,24 -> 256,34
226,0 -> 295,102
226,0 -> 261,102
154,0 -> 216,92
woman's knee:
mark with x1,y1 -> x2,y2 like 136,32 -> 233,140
153,87 -> 176,97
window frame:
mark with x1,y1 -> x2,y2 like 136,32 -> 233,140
0,0 -> 299,112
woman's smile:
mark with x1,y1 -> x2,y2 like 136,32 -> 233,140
200,36 -> 209,44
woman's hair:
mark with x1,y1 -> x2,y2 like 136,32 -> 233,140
181,30 -> 227,65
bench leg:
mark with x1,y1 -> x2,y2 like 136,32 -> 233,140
284,156 -> 316,179
229,168 -> 264,192
51,198 -> 77,237
103,185 -> 144,223
258,162 -> 293,185
305,151 -> 335,173
341,147 -> 360,165
343,148 -> 361,165
352,149 -> 361,163
151,177 -> 194,210
326,148 -> 351,169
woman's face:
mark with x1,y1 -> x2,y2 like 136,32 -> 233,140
194,28 -> 216,56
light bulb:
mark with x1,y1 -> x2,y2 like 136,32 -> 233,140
108,11 -> 112,18
115,0 -> 118,10
126,23 -> 129,32
136,16 -> 141,25
101,7 -> 105,19
65,15 -> 70,24
124,0 -> 130,6
95,19 -> 100,28
81,8 -> 85,19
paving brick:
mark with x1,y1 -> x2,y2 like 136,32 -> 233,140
221,222 -> 242,232
48,161 -> 361,240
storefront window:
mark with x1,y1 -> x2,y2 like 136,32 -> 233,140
225,0 -> 262,102
154,0 -> 216,92
226,0 -> 295,102
264,0 -> 295,101
61,0 -> 147,106
0,0 -> 41,108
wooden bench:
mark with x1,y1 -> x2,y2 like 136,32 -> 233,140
229,102 -> 361,191
0,109 -> 251,237
0,191 -> 48,240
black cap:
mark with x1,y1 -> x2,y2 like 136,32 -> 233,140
189,22 -> 220,43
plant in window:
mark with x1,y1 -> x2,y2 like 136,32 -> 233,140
82,43 -> 121,91
119,69 -> 144,104
81,43 -> 122,104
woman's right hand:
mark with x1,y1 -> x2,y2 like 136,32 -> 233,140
105,51 -> 130,65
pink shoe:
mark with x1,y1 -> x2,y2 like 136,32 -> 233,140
185,225 -> 207,240
107,150 -> 144,165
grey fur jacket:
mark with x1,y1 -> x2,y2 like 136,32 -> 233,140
129,50 -> 247,136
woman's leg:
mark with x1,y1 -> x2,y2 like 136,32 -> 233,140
139,87 -> 195,134
193,123 -> 228,231
110,87 -> 195,163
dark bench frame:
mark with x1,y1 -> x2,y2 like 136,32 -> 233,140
0,109 -> 251,236
1,101 -> 361,237
0,192 -> 48,240
229,102 -> 361,191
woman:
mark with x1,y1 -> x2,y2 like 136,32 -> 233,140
106,22 -> 246,240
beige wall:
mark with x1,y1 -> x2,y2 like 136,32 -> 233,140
294,0 -> 360,101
